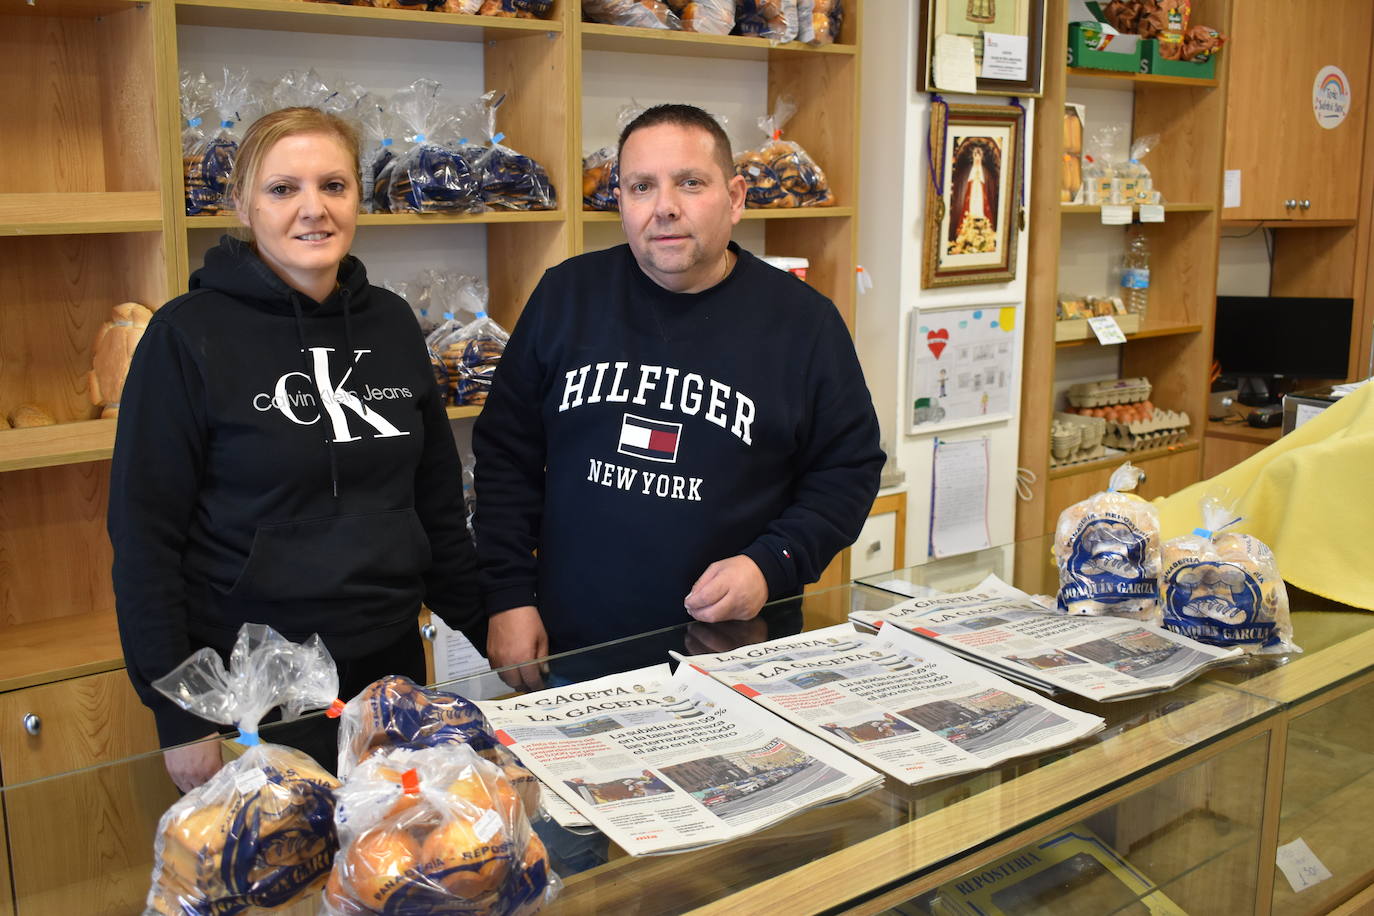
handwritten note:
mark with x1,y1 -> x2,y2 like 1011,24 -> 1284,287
1276,838 -> 1332,893
1224,169 -> 1242,208
930,438 -> 991,559
1089,315 -> 1128,345
934,33 -> 978,93
1139,204 -> 1165,223
1100,205 -> 1133,225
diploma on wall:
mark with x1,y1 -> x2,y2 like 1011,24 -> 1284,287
930,437 -> 992,559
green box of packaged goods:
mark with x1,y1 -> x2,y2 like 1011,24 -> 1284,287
1067,21 -> 1143,73
1139,38 -> 1217,79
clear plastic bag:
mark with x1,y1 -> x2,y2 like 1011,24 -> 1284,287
322,744 -> 559,916
735,96 -> 831,208
796,0 -> 841,44
1054,462 -> 1164,623
582,0 -> 681,29
463,91 -> 557,211
425,273 -> 489,353
664,0 -> 735,33
1118,133 -> 1161,204
582,147 -> 619,211
336,675 -> 540,817
185,68 -> 253,215
1084,124 -> 1125,205
145,624 -> 343,916
444,313 -> 510,407
1161,496 -> 1299,654
387,80 -> 483,214
478,0 -> 555,16
734,0 -> 798,42
180,72 -> 212,214
359,97 -> 399,214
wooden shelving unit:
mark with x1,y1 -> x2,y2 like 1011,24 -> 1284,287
0,192 -> 163,236
1016,0 -> 1231,538
445,405 -> 482,421
581,206 -> 856,223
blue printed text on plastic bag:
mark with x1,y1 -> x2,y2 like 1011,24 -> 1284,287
1060,518 -> 1159,607
1163,560 -> 1276,647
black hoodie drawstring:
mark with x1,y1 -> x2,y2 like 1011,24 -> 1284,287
289,291 -> 342,499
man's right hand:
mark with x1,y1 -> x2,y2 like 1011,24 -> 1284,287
164,733 -> 223,793
487,605 -> 549,691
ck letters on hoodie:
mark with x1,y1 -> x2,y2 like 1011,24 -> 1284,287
253,347 -> 412,442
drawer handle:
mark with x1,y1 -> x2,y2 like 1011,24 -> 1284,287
866,540 -> 883,555
1300,199 -> 1312,210
420,623 -> 437,641
22,713 -> 40,736
1284,199 -> 1297,209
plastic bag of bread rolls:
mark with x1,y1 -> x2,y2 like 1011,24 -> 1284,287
337,674 -> 541,818
664,0 -> 735,33
1054,462 -> 1163,623
796,0 -> 841,44
446,313 -> 510,407
145,624 -> 345,916
180,72 -> 212,214
462,91 -> 557,211
185,68 -> 253,215
88,302 -> 154,419
733,0 -> 798,42
1161,496 -> 1299,654
582,147 -> 619,211
735,96 -> 832,208
324,744 -> 559,915
583,0 -> 681,29
388,80 -> 482,214
478,0 -> 555,16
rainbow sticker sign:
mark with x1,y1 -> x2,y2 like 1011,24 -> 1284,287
1313,65 -> 1352,129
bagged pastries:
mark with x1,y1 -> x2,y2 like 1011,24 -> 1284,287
388,79 -> 482,214
1055,462 -> 1163,623
665,0 -> 734,33
735,96 -> 832,209
733,0 -> 797,42
88,302 -> 154,419
184,68 -> 253,216
582,0 -> 681,28
796,0 -> 841,44
1161,497 -> 1299,654
323,744 -> 558,915
146,624 -> 344,916
582,147 -> 619,210
463,91 -> 557,211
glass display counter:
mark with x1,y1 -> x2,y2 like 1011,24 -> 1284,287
1,538 -> 1370,915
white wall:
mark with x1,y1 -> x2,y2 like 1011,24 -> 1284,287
857,6 -> 1032,565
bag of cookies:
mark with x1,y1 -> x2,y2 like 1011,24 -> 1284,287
462,91 -> 557,211
478,0 -> 555,16
582,147 -> 619,210
145,624 -> 344,916
445,312 -> 510,407
388,80 -> 482,214
323,743 -> 559,916
180,72 -> 212,214
185,67 -> 253,215
359,97 -> 400,214
1054,462 -> 1163,623
1161,496 -> 1299,654
664,0 -> 734,33
582,0 -> 681,28
733,0 -> 798,42
797,0 -> 841,44
735,96 -> 832,208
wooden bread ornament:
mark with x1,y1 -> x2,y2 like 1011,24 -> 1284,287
9,404 -> 56,428
88,302 -> 154,419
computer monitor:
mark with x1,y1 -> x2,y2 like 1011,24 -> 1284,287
1213,296 -> 1352,403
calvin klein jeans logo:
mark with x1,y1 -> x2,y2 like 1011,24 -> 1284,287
252,347 -> 409,443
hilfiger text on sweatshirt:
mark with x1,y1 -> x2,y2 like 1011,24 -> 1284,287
558,361 -> 756,445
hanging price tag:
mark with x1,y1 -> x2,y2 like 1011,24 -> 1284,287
1139,204 -> 1165,222
1088,315 -> 1128,345
1100,205 -> 1133,225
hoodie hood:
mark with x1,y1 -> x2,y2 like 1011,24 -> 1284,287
189,235 -> 372,317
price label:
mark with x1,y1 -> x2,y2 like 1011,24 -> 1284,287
234,767 -> 268,795
1100,205 -> 1133,225
1088,315 -> 1128,345
1139,204 -> 1165,222
1276,838 -> 1332,892
473,809 -> 504,843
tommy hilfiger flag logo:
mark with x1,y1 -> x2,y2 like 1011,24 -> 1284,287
617,413 -> 682,463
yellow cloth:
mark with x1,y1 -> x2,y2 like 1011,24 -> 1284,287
1155,383 -> 1374,610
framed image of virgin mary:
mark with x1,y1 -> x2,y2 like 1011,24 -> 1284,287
922,100 -> 1024,288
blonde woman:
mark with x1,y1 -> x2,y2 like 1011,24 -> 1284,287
109,108 -> 479,791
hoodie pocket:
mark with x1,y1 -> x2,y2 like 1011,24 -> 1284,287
227,509 -> 432,602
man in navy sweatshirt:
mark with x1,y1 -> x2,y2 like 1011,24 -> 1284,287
473,104 -> 883,688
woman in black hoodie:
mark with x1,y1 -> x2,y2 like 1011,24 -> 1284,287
109,108 -> 481,790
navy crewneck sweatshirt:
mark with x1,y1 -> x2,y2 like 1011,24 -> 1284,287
109,237 -> 480,746
473,243 -> 883,652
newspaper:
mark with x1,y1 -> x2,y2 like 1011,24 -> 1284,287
850,576 -> 1243,702
477,665 -> 674,831
675,626 -> 1104,786
483,665 -> 882,856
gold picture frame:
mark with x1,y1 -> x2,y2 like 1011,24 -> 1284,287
922,99 -> 1025,288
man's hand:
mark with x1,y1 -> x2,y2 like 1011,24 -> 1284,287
164,734 -> 223,793
684,556 -> 768,623
487,605 -> 549,691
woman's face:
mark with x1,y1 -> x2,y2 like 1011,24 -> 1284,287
973,147 -> 984,164
237,131 -> 358,298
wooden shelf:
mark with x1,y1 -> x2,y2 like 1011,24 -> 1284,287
579,22 -> 856,60
0,193 -> 162,237
1221,218 -> 1358,229
185,209 -> 566,230
581,206 -> 854,223
9,0 -> 144,19
1067,67 -> 1218,88
1048,439 -> 1201,480
1056,319 -> 1204,349
174,0 -> 561,41
0,610 -> 125,692
1205,418 -> 1282,444
0,419 -> 116,473
445,405 -> 482,420
1061,203 -> 1216,215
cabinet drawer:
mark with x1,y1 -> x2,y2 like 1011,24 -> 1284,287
851,511 -> 898,579
0,669 -> 161,784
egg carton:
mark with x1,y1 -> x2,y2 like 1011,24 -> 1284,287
1067,377 -> 1152,408
1053,411 -> 1106,454
1103,409 -> 1190,451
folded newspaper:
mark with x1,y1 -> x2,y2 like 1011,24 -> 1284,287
674,625 -> 1104,786
850,576 -> 1243,702
480,665 -> 882,855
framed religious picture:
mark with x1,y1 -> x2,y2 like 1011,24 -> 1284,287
922,99 -> 1025,288
917,0 -> 1046,98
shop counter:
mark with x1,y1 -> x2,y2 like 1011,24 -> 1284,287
2,537 -> 1371,915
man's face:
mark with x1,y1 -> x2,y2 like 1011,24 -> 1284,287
617,122 -> 745,293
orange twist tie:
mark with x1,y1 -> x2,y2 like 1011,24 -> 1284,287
772,129 -> 782,140
325,698 -> 346,719
401,768 -> 421,796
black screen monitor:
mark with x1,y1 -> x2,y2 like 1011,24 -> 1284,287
1213,295 -> 1352,380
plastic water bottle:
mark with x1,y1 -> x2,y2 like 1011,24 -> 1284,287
1121,229 -> 1150,319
